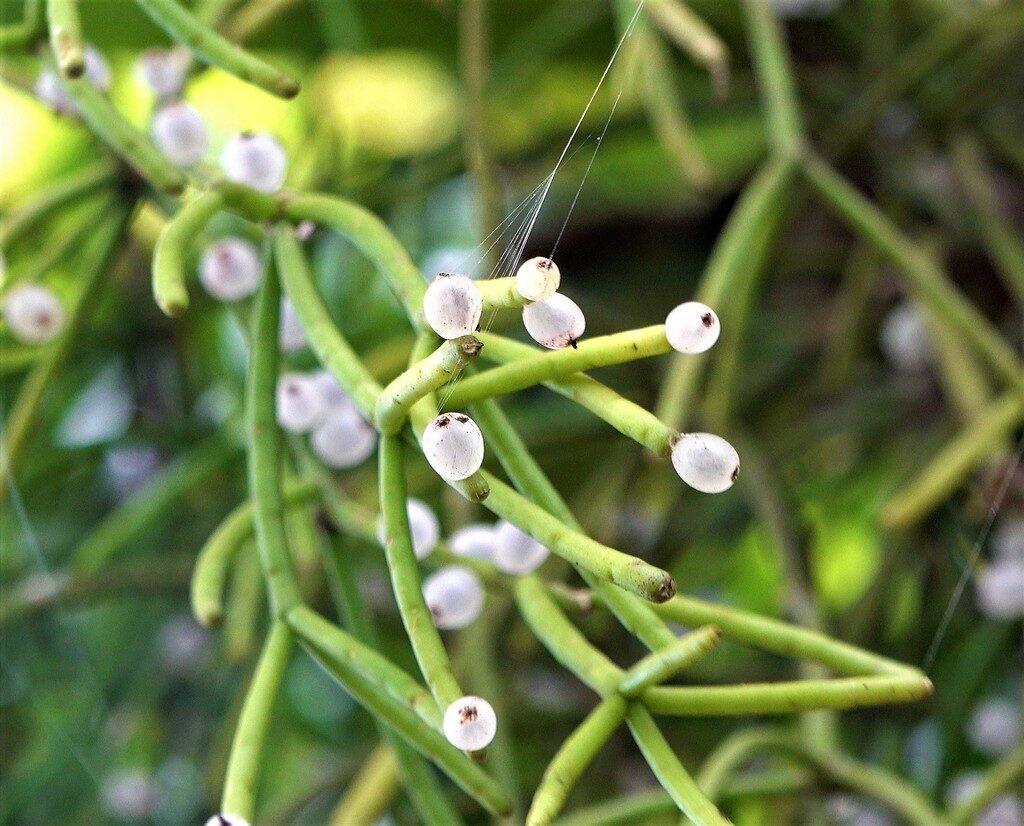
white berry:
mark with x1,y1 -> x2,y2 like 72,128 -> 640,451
199,238 -> 260,301
376,498 -> 440,560
311,369 -> 352,412
492,520 -> 549,575
975,558 -> 1024,620
422,565 -> 484,630
311,407 -> 377,469
522,293 -> 585,349
204,815 -> 250,826
449,523 -> 496,560
3,283 -> 65,344
34,69 -> 76,115
279,298 -> 308,353
670,433 -> 740,494
991,517 -> 1024,562
220,132 -> 287,193
83,45 -> 111,91
515,256 -> 560,302
152,102 -> 208,166
967,697 -> 1022,757
135,47 -> 189,99
422,413 -> 484,481
275,372 -> 326,434
665,302 -> 720,354
879,301 -> 931,373
423,273 -> 482,340
443,695 -> 496,751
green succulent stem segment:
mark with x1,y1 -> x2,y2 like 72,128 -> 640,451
376,336 -> 483,434
465,332 -> 676,457
378,434 -> 464,709
288,605 -> 512,817
444,326 -> 672,408
698,728 -> 944,825
330,746 -> 400,826
246,255 -> 303,617
133,0 -> 299,98
46,0 -> 83,76
58,74 -> 187,194
643,0 -> 729,97
152,190 -> 224,316
476,276 -> 529,308
191,478 -> 317,627
273,225 -> 383,417
617,625 -> 722,696
487,475 -> 676,603
221,621 -> 293,821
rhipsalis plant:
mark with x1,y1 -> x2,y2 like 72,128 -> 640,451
3,0 -> 1023,824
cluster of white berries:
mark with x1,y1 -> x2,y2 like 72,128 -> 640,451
220,132 -> 288,193
976,516 -> 1024,620
2,282 -> 65,344
35,45 -> 110,115
443,695 -> 497,751
448,519 -> 549,575
276,370 -> 377,469
199,238 -> 261,301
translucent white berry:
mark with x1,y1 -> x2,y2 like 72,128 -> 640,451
422,565 -> 484,630
423,273 -> 482,340
492,520 -> 549,575
967,698 -> 1022,757
670,433 -> 740,494
34,69 -> 77,115
135,47 -> 189,99
310,407 -> 377,469
522,293 -> 585,349
295,220 -> 316,240
879,301 -> 931,373
443,695 -> 497,751
515,256 -> 560,302
975,558 -> 1024,620
279,298 -> 308,353
220,132 -> 287,193
152,102 -> 207,166
665,302 -> 720,354
311,369 -> 352,412
991,517 -> 1024,562
449,523 -> 496,560
83,45 -> 111,91
204,815 -> 250,826
376,498 -> 440,560
422,413 -> 484,481
3,283 -> 65,344
199,238 -> 260,301
275,372 -> 327,434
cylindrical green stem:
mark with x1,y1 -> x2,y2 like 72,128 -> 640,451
273,225 -> 383,417
191,479 -> 317,627
152,190 -> 224,316
376,336 -> 482,433
486,474 -> 676,603
446,326 -> 671,408
645,0 -> 729,97
221,622 -> 293,820
46,0 -> 84,76
246,255 -> 303,616
617,625 -> 721,696
378,434 -> 463,709
476,277 -> 527,308
949,743 -> 1024,825
133,0 -> 299,98
329,745 -> 399,826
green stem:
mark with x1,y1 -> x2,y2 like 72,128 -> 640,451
485,474 -> 676,603
376,336 -> 482,433
948,742 -> 1024,825
191,479 -> 316,627
526,695 -> 629,826
476,277 -> 528,308
698,729 -> 944,825
800,149 -> 1024,393
740,0 -> 804,154
645,0 -> 729,98
222,547 -> 263,662
246,253 -> 302,616
46,0 -> 83,76
626,704 -> 730,825
59,73 -> 187,194
288,605 -> 512,817
446,326 -> 670,408
152,190 -> 224,316
74,435 -> 238,572
378,434 -> 463,708
221,621 -> 294,821
222,0 -> 304,42
0,205 -> 128,485
283,193 -> 427,328
617,625 -> 722,696
133,0 -> 299,98
328,745 -> 399,826
0,159 -> 115,251
552,790 -> 678,826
